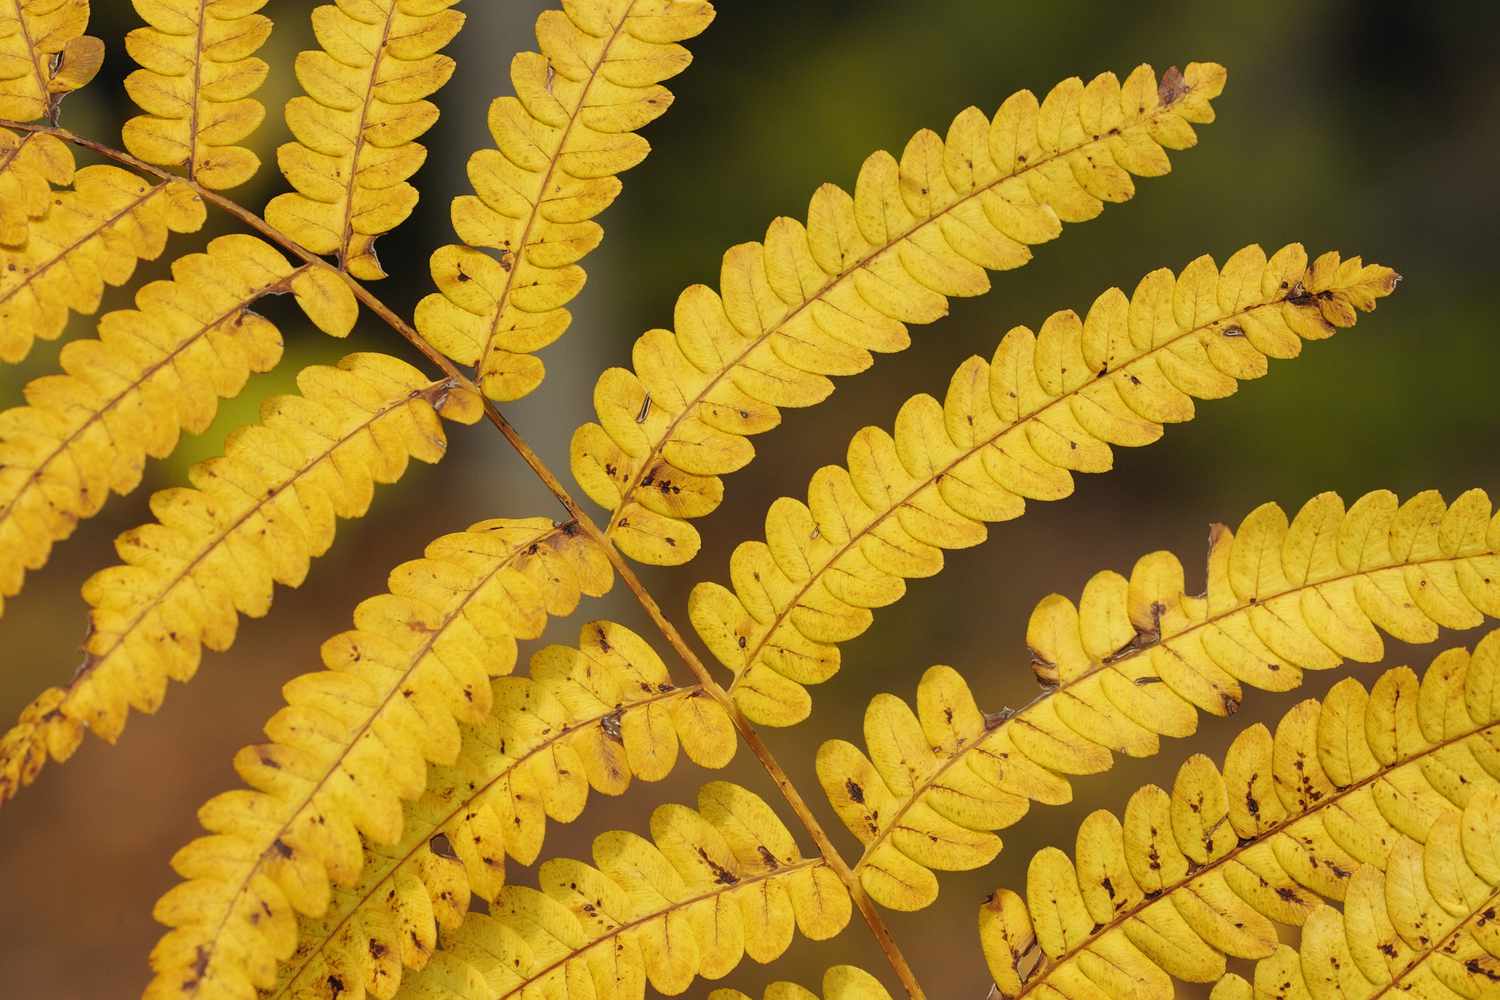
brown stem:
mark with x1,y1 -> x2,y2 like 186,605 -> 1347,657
3,121 -> 929,998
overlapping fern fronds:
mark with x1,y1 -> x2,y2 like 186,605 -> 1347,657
0,126 -> 72,244
978,631 -> 1500,998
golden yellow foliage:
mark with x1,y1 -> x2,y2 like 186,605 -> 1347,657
573,61 -> 1227,567
265,0 -> 465,278
0,0 -> 103,122
146,521 -> 614,1000
416,0 -> 716,401
0,234 -> 357,618
710,966 -> 895,1000
0,354 -> 483,803
691,247 -> 1399,728
977,632 -> 1500,998
814,489 -> 1498,912
0,126 -> 73,244
122,0 -> 273,189
0,165 -> 205,363
397,782 -> 851,1000
271,619 -> 736,1000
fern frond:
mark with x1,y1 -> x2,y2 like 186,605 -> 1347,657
145,523 -> 613,1000
397,781 -> 851,1000
0,354 -> 484,804
0,0 -> 104,121
121,0 -> 273,189
814,488 -> 1499,911
0,125 -> 73,245
269,620 -> 737,1000
0,234 -> 357,617
710,966 -> 894,1000
975,632 -> 1500,998
572,61 -> 1228,567
0,166 -> 206,363
1225,791 -> 1500,1000
415,0 -> 716,401
690,246 -> 1399,727
264,0 -> 465,278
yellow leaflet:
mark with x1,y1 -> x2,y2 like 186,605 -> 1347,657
266,0 -> 465,278
0,234 -> 357,618
691,245 -> 1399,727
0,0 -> 103,121
0,126 -> 73,245
574,61 -> 1227,567
270,620 -> 736,1000
417,0 -> 715,400
812,490 -> 1500,912
122,0 -> 273,189
709,966 -> 895,1000
978,632 -> 1500,998
1236,791 -> 1500,1000
395,782 -> 850,1000
146,524 -> 614,1000
0,166 -> 205,363
0,353 -> 484,804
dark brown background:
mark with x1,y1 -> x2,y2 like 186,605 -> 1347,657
3,1 -> 1498,996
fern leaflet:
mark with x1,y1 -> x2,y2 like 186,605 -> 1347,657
0,125 -> 72,244
572,61 -> 1226,566
0,166 -> 205,363
0,0 -> 103,122
690,246 -> 1399,727
710,966 -> 895,1000
812,488 -> 1499,911
976,632 -> 1500,998
0,234 -> 356,617
398,782 -> 851,1000
121,0 -> 273,190
269,620 -> 736,1000
146,521 -> 611,1000
416,0 -> 715,401
0,354 -> 484,803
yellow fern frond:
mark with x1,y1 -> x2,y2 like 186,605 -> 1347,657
0,0 -> 104,121
416,0 -> 716,400
1225,791 -> 1500,1000
121,0 -> 273,189
269,620 -> 737,1000
396,781 -> 851,1000
690,246 -> 1399,727
0,234 -> 357,617
709,966 -> 894,1000
0,126 -> 73,244
0,354 -> 484,804
572,61 -> 1228,567
976,632 -> 1500,998
0,166 -> 206,363
146,523 -> 613,1000
265,0 -> 465,278
813,488 -> 1500,912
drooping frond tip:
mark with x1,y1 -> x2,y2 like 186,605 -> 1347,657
0,234 -> 358,618
574,60 -> 1228,568
811,487 -> 1496,912
396,781 -> 850,1000
0,354 -> 484,805
266,0 -> 466,277
264,621 -> 738,1000
122,0 -> 273,189
418,0 -> 717,400
690,245 -> 1400,729
0,0 -> 104,122
978,631 -> 1500,998
710,966 -> 895,1000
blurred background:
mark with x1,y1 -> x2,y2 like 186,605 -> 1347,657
3,0 -> 1499,996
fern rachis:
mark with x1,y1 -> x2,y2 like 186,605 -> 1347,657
0,3 -> 1490,1000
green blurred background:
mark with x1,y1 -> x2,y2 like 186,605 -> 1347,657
3,0 -> 1498,996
